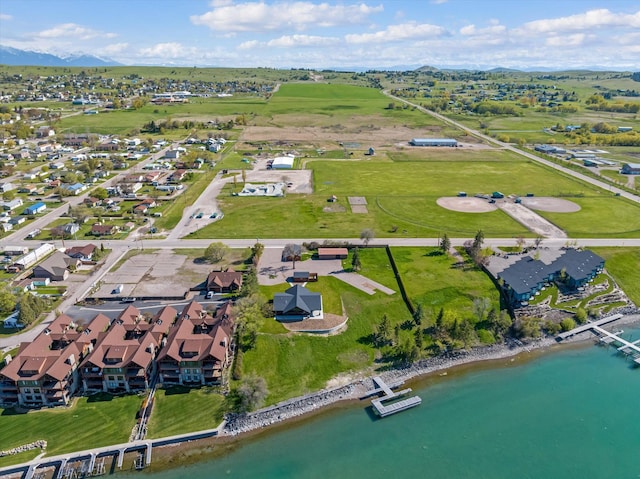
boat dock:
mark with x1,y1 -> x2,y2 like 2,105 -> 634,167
557,314 -> 640,366
364,376 -> 421,418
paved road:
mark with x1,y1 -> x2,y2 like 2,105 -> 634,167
383,92 -> 640,205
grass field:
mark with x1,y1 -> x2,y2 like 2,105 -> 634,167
591,247 -> 640,306
0,393 -> 140,464
147,387 -> 226,438
391,247 -> 501,319
192,150 -> 640,238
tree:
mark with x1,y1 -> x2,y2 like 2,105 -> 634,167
93,187 -> 108,200
472,297 -> 491,323
2,190 -> 16,201
374,314 -> 391,347
0,285 -> 17,314
241,168 -> 247,185
251,242 -> 264,264
204,242 -> 229,263
236,375 -> 268,412
534,236 -> 544,249
515,235 -> 526,252
351,247 -> 362,271
360,228 -> 374,246
574,308 -> 587,325
439,233 -> 451,255
473,230 -> 485,251
412,303 -> 424,327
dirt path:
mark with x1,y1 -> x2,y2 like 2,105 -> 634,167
497,201 -> 567,238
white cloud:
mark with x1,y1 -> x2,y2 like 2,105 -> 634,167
430,0 -> 448,4
138,42 -> 192,59
267,34 -> 340,47
0,13 -> 13,21
99,43 -> 130,55
459,24 -> 506,36
345,22 -> 446,44
238,40 -> 261,50
521,9 -> 640,34
546,33 -> 587,47
191,1 -> 384,32
36,23 -> 116,40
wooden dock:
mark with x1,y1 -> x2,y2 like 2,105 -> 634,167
365,376 -> 421,417
557,314 -> 640,366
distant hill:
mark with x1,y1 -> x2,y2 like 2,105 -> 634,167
0,45 -> 121,67
415,65 -> 440,72
487,67 -> 523,73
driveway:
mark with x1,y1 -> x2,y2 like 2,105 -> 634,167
257,247 -> 395,295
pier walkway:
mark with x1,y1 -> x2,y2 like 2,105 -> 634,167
364,376 -> 421,418
557,314 -> 640,366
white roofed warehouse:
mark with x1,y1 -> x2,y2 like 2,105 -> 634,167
271,155 -> 295,169
409,138 -> 458,147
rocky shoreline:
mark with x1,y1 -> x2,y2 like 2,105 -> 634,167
222,337 -> 558,436
223,310 -> 640,437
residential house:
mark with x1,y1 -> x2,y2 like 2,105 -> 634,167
0,313 -> 110,407
168,169 -> 186,183
2,198 -> 24,211
206,269 -> 243,293
83,197 -> 102,208
0,182 -> 15,193
164,149 -> 180,160
66,183 -> 86,195
63,223 -> 80,236
36,126 -> 55,138
274,285 -> 323,321
66,244 -> 97,261
157,301 -> 234,386
18,184 -> 38,194
23,202 -> 46,215
91,224 -> 119,236
32,251 -> 80,281
80,306 -> 165,393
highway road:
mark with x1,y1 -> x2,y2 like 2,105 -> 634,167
384,92 -> 640,205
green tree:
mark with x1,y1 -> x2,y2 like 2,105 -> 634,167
235,375 -> 268,412
0,285 -> 17,314
439,233 -> 451,255
560,318 -> 576,332
204,242 -> 229,263
92,187 -> 108,200
472,297 -> 491,323
412,303 -> 424,327
374,314 -> 391,347
574,308 -> 587,325
351,247 -> 362,271
2,190 -> 16,201
360,228 -> 374,246
473,230 -> 485,251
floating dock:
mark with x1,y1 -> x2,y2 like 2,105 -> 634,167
557,314 -> 640,366
364,376 -> 421,417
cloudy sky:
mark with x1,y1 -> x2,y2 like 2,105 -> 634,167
0,0 -> 638,69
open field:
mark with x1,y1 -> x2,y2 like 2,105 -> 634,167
591,247 -> 640,306
0,394 -> 140,464
193,150 -> 640,238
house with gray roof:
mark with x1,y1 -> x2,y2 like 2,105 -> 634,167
274,285 -> 323,321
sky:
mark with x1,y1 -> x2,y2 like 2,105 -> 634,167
0,0 -> 638,70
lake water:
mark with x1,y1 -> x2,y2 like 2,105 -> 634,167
127,330 -> 640,479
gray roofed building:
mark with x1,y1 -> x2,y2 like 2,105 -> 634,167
491,249 -> 604,306
32,251 -> 80,281
274,285 -> 323,321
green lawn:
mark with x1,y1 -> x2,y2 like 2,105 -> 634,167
0,393 -> 140,462
591,247 -> 640,306
191,152 -> 640,238
146,387 -> 226,438
391,247 -> 501,320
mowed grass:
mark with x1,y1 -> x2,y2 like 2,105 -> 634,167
192,153 -> 640,238
391,247 -> 501,319
591,247 -> 640,306
243,265 -> 409,403
0,394 -> 140,462
146,387 -> 226,438
537,197 -> 640,238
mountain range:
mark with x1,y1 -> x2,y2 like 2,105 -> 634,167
0,46 -> 121,67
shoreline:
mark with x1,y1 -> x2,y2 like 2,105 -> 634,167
5,313 -> 639,476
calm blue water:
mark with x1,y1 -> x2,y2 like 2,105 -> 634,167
130,329 -> 640,479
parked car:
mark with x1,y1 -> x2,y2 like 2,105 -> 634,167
205,291 -> 214,299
